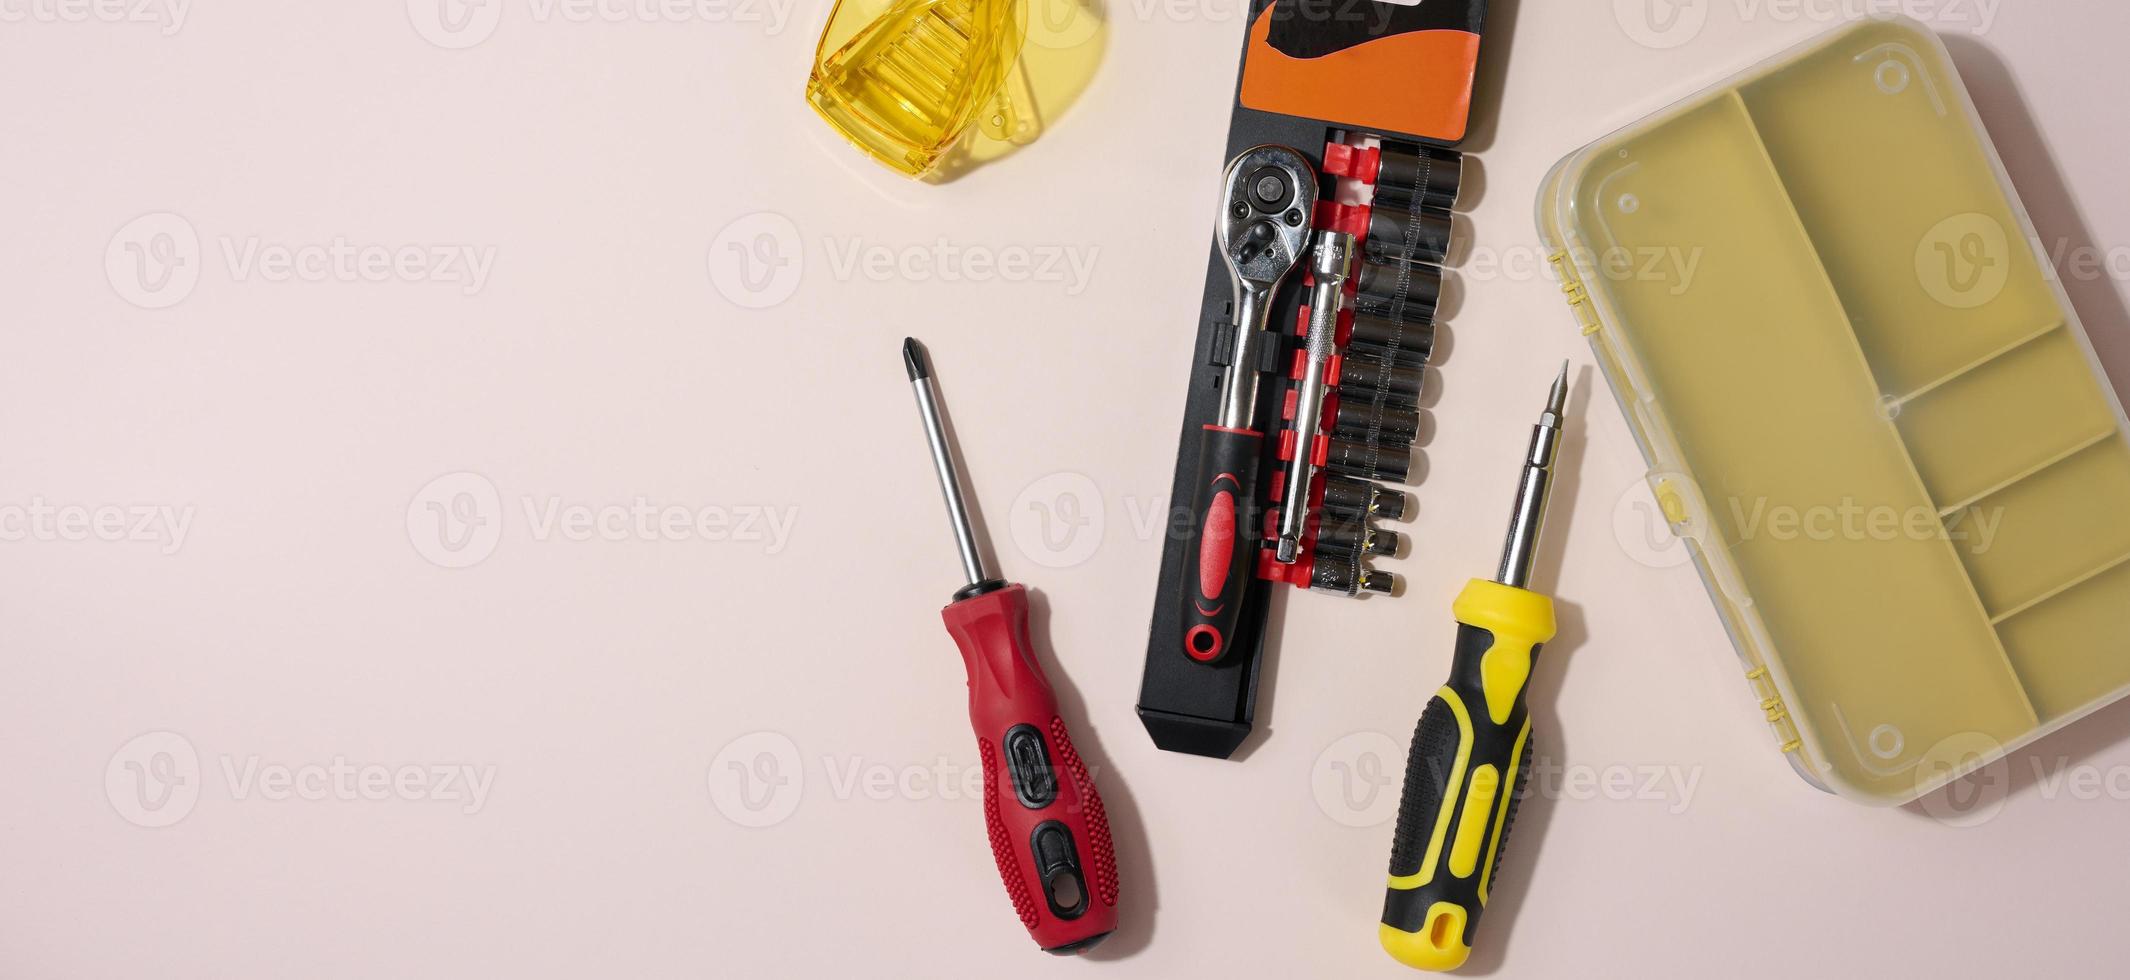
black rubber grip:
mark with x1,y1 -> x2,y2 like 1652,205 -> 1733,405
1388,697 -> 1460,876
1178,426 -> 1263,665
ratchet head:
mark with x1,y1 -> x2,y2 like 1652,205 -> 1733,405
1216,145 -> 1318,297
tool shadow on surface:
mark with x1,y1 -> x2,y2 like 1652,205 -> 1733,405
1453,0 -> 1522,156
1227,588 -> 1288,763
923,0 -> 1110,184
1942,37 -> 2130,414
1889,36 -> 2130,819
1023,586 -> 1159,959
1452,366 -> 1594,976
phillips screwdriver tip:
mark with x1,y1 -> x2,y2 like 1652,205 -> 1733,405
904,337 -> 930,381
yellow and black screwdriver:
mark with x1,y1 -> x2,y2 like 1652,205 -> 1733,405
1380,364 -> 1568,972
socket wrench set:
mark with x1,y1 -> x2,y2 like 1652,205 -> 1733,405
1139,0 -> 1489,758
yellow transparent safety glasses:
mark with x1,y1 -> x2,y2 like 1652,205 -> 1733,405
806,0 -> 1030,178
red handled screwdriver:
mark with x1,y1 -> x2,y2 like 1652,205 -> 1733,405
904,337 -> 1121,954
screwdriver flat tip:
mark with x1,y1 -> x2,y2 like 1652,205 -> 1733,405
904,337 -> 930,381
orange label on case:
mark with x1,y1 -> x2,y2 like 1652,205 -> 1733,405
1238,2 -> 1483,144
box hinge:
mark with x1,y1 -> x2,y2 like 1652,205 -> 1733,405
1744,665 -> 1803,754
1548,250 -> 1602,336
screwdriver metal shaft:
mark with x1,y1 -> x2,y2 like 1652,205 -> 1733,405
1499,363 -> 1569,589
906,338 -> 990,589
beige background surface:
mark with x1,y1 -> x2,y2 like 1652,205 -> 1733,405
6,1 -> 2130,977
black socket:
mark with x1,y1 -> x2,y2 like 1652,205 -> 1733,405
1309,551 -> 1395,597
1310,547 -> 1364,596
1347,311 -> 1434,365
1319,519 -> 1400,557
1325,437 -> 1412,483
1373,142 -> 1463,213
1365,206 -> 1453,267
1355,260 -> 1442,324
1322,476 -> 1409,521
1334,397 -> 1421,444
1337,354 -> 1425,404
